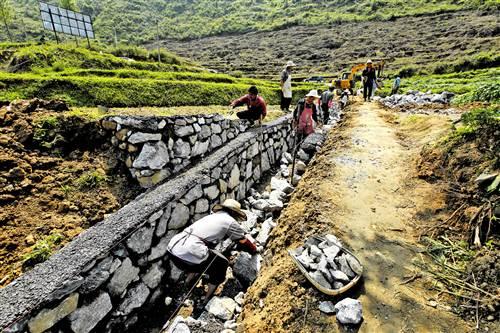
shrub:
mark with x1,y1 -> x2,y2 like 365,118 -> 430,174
75,170 -> 108,189
22,233 -> 64,268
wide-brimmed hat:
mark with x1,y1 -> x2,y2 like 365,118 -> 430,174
366,59 -> 373,64
284,60 -> 297,68
213,199 -> 247,221
305,89 -> 321,99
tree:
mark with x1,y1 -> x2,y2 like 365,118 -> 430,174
0,0 -> 13,42
59,0 -> 78,11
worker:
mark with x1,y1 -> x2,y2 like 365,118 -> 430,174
391,76 -> 401,95
362,59 -> 377,102
293,90 -> 320,141
230,85 -> 267,125
167,199 -> 257,304
340,89 -> 350,109
320,85 -> 335,124
280,61 -> 296,112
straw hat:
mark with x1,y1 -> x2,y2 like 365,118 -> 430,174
366,59 -> 373,64
284,60 -> 297,68
305,89 -> 321,99
213,199 -> 247,221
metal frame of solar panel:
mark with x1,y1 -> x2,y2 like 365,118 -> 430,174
39,1 -> 94,41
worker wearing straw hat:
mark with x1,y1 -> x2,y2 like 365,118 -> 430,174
280,60 -> 296,112
167,199 -> 257,303
293,89 -> 320,141
362,59 -> 377,102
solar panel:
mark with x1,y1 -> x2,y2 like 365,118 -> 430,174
39,1 -> 95,40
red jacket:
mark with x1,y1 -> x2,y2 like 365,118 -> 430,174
232,94 -> 267,118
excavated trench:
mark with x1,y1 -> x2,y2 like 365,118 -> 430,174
155,110 -> 344,333
0,99 -> 344,333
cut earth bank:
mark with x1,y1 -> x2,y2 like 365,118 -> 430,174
238,101 -> 476,332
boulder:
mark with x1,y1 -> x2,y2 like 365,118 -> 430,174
241,210 -> 258,233
228,165 -> 240,190
337,254 -> 356,279
280,165 -> 290,178
181,185 -> 203,205
69,292 -> 113,333
252,199 -> 270,211
133,141 -> 169,170
205,297 -> 238,320
128,132 -> 162,144
291,174 -> 301,186
169,203 -> 190,229
334,298 -> 363,325
319,301 -> 336,314
117,283 -> 150,316
295,161 -> 307,174
345,253 -> 363,275
173,139 -> 191,158
175,125 -> 195,137
126,224 -> 155,254
310,270 -> 332,289
283,152 -> 293,163
256,218 -> 275,245
192,140 -> 210,157
28,293 -> 79,333
107,258 -> 140,296
325,234 -> 343,247
270,177 -> 294,194
297,149 -> 310,162
331,270 -> 350,283
233,252 -> 261,288
323,244 -> 341,261
142,262 -> 166,289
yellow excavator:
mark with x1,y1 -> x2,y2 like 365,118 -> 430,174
333,60 -> 386,93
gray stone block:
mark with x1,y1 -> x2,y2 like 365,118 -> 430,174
126,224 -> 155,254
132,141 -> 169,170
69,292 -> 112,333
142,262 -> 166,289
117,283 -> 150,316
107,258 -> 140,297
128,132 -> 162,144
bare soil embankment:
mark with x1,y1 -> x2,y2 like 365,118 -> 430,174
238,102 -> 472,332
0,100 -> 140,287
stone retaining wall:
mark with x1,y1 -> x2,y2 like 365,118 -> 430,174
0,115 -> 293,333
100,114 -> 249,188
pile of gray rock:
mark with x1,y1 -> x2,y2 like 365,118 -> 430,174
379,90 -> 455,108
319,298 -> 363,325
291,235 -> 363,290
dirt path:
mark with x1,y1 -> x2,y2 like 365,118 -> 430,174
239,102 -> 471,332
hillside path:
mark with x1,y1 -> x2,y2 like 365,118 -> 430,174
240,102 -> 470,332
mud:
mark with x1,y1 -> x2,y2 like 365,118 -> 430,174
238,102 -> 472,332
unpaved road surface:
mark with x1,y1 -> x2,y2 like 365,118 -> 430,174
239,102 -> 471,332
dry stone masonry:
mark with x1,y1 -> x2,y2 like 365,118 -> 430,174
100,114 -> 249,188
0,115 -> 295,333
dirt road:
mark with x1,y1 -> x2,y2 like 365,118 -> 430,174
239,102 -> 471,332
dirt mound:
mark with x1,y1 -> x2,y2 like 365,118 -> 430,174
0,99 -> 140,287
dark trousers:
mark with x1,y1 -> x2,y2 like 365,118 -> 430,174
321,103 -> 329,124
236,109 -> 262,122
280,92 -> 292,111
391,86 -> 399,95
363,82 -> 373,101
169,250 -> 229,285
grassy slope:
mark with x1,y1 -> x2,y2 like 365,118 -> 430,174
1,1 -> 498,43
0,43 -> 315,107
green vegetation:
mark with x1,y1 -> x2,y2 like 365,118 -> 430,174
1,0 -> 497,43
22,232 -> 64,268
0,0 -> 13,42
391,68 -> 500,101
0,43 -> 314,107
74,169 -> 108,189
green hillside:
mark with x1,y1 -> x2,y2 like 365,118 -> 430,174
1,0 -> 498,44
0,43 -> 314,106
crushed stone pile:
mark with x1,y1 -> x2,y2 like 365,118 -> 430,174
378,90 -> 455,108
290,235 -> 363,290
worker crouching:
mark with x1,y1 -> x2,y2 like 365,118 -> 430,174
167,199 -> 257,304
230,85 -> 267,126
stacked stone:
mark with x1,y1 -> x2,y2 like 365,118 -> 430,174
291,235 -> 363,291
100,114 -> 249,188
0,116 -> 295,333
